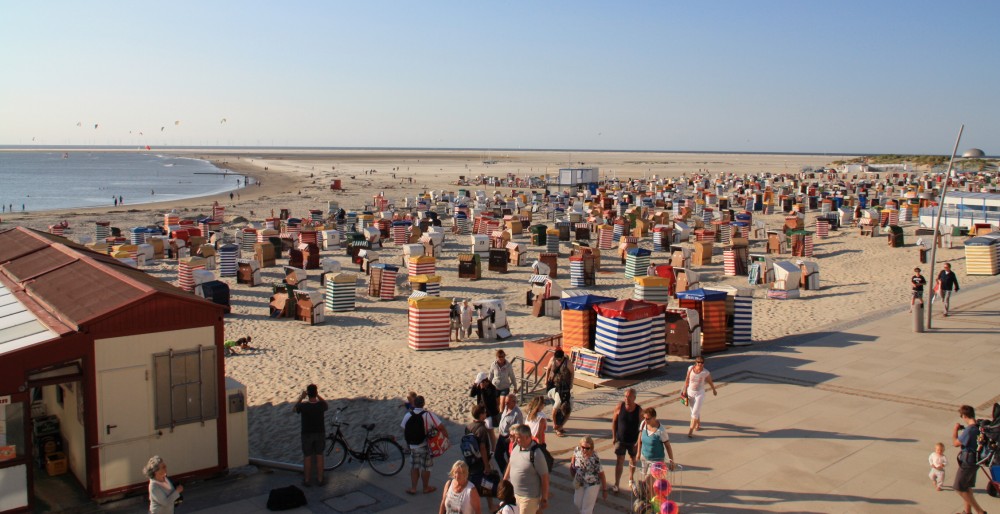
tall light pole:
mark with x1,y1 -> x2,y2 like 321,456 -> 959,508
925,125 -> 964,330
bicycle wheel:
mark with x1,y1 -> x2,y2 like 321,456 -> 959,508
366,437 -> 405,476
324,438 -> 348,471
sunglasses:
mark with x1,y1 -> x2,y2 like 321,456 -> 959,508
580,445 -> 593,450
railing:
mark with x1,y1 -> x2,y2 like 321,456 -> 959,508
510,336 -> 563,404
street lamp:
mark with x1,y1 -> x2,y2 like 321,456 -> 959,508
925,125 -> 985,329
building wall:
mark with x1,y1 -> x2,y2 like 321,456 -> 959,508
94,326 -> 218,491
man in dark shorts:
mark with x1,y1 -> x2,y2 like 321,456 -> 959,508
952,404 -> 985,514
610,388 -> 641,493
293,384 -> 328,486
910,267 -> 927,312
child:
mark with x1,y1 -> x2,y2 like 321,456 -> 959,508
928,442 -> 946,491
401,391 -> 417,412
910,268 -> 926,312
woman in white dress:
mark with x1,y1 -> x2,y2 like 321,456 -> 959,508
682,357 -> 717,438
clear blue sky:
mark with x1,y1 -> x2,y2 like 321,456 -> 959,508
2,1 -> 997,154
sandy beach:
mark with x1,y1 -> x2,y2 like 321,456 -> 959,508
2,149 -> 989,466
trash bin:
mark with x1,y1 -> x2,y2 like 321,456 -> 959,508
887,225 -> 904,247
530,225 -> 548,246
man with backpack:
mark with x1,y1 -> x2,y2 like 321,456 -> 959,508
400,396 -> 445,495
463,404 -> 496,511
503,424 -> 550,514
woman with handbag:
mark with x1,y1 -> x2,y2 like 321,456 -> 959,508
682,357 -> 717,438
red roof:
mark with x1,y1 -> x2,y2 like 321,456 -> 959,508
0,227 -> 224,331
593,299 -> 665,320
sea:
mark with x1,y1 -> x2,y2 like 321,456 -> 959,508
0,151 -> 245,213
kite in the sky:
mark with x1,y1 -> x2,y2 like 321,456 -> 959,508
76,122 -> 82,127
161,126 -> 165,131
94,124 -> 99,129
220,118 -> 227,124
175,120 -> 180,126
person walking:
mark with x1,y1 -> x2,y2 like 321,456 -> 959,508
952,405 -> 986,514
635,407 -> 675,497
464,404 -> 495,512
402,396 -> 445,495
610,388 -> 642,493
470,372 -> 501,448
489,350 -> 518,406
503,425 -> 550,514
144,455 -> 183,514
682,357 -> 717,438
524,396 -> 547,445
935,263 -> 960,316
439,460 -> 482,514
495,393 -> 524,474
910,267 -> 927,312
460,300 -> 474,339
293,384 -> 328,486
450,301 -> 463,342
569,436 -> 608,514
544,349 -> 574,437
494,479 -> 519,514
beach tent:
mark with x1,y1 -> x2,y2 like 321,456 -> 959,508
369,263 -> 399,300
324,272 -> 357,311
965,236 -> 1000,275
569,255 -> 595,287
407,296 -> 452,350
593,300 -> 665,378
633,276 -> 671,303
676,288 -> 728,353
559,295 -> 616,350
624,248 -> 651,279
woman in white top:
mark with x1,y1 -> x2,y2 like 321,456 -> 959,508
682,357 -> 717,438
439,460 -> 481,514
144,455 -> 183,514
524,395 -> 547,444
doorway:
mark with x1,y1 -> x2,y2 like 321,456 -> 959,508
29,381 -> 89,513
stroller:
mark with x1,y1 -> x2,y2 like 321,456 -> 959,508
630,462 -> 683,514
975,403 -> 1000,498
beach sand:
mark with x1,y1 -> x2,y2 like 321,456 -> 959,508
2,149 -> 986,465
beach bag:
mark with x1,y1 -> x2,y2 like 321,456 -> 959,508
529,442 -> 555,472
404,412 -> 427,445
474,469 -> 501,498
266,485 -> 307,511
426,418 -> 450,457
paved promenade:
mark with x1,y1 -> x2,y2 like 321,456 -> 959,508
93,279 -> 999,513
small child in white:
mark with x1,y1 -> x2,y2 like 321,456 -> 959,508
928,442 -> 946,491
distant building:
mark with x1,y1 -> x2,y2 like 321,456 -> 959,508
556,167 -> 600,187
918,191 -> 1000,229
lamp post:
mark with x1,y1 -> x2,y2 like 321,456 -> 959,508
925,125 -> 965,330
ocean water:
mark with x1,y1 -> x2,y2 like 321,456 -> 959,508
0,152 -> 245,213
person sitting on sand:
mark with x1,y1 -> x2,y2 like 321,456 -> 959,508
224,336 -> 254,355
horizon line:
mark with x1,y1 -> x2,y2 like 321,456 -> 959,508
0,144 -> 992,159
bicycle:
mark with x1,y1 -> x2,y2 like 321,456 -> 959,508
323,407 -> 406,476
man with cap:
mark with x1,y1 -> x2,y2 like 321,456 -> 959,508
470,372 -> 501,449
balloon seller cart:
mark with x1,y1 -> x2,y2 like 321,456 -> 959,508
630,461 -> 683,514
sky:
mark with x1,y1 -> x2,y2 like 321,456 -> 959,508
1,1 -> 998,155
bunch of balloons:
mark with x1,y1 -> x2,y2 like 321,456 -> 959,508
645,462 -> 679,514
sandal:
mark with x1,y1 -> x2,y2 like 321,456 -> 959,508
611,485 -> 619,494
